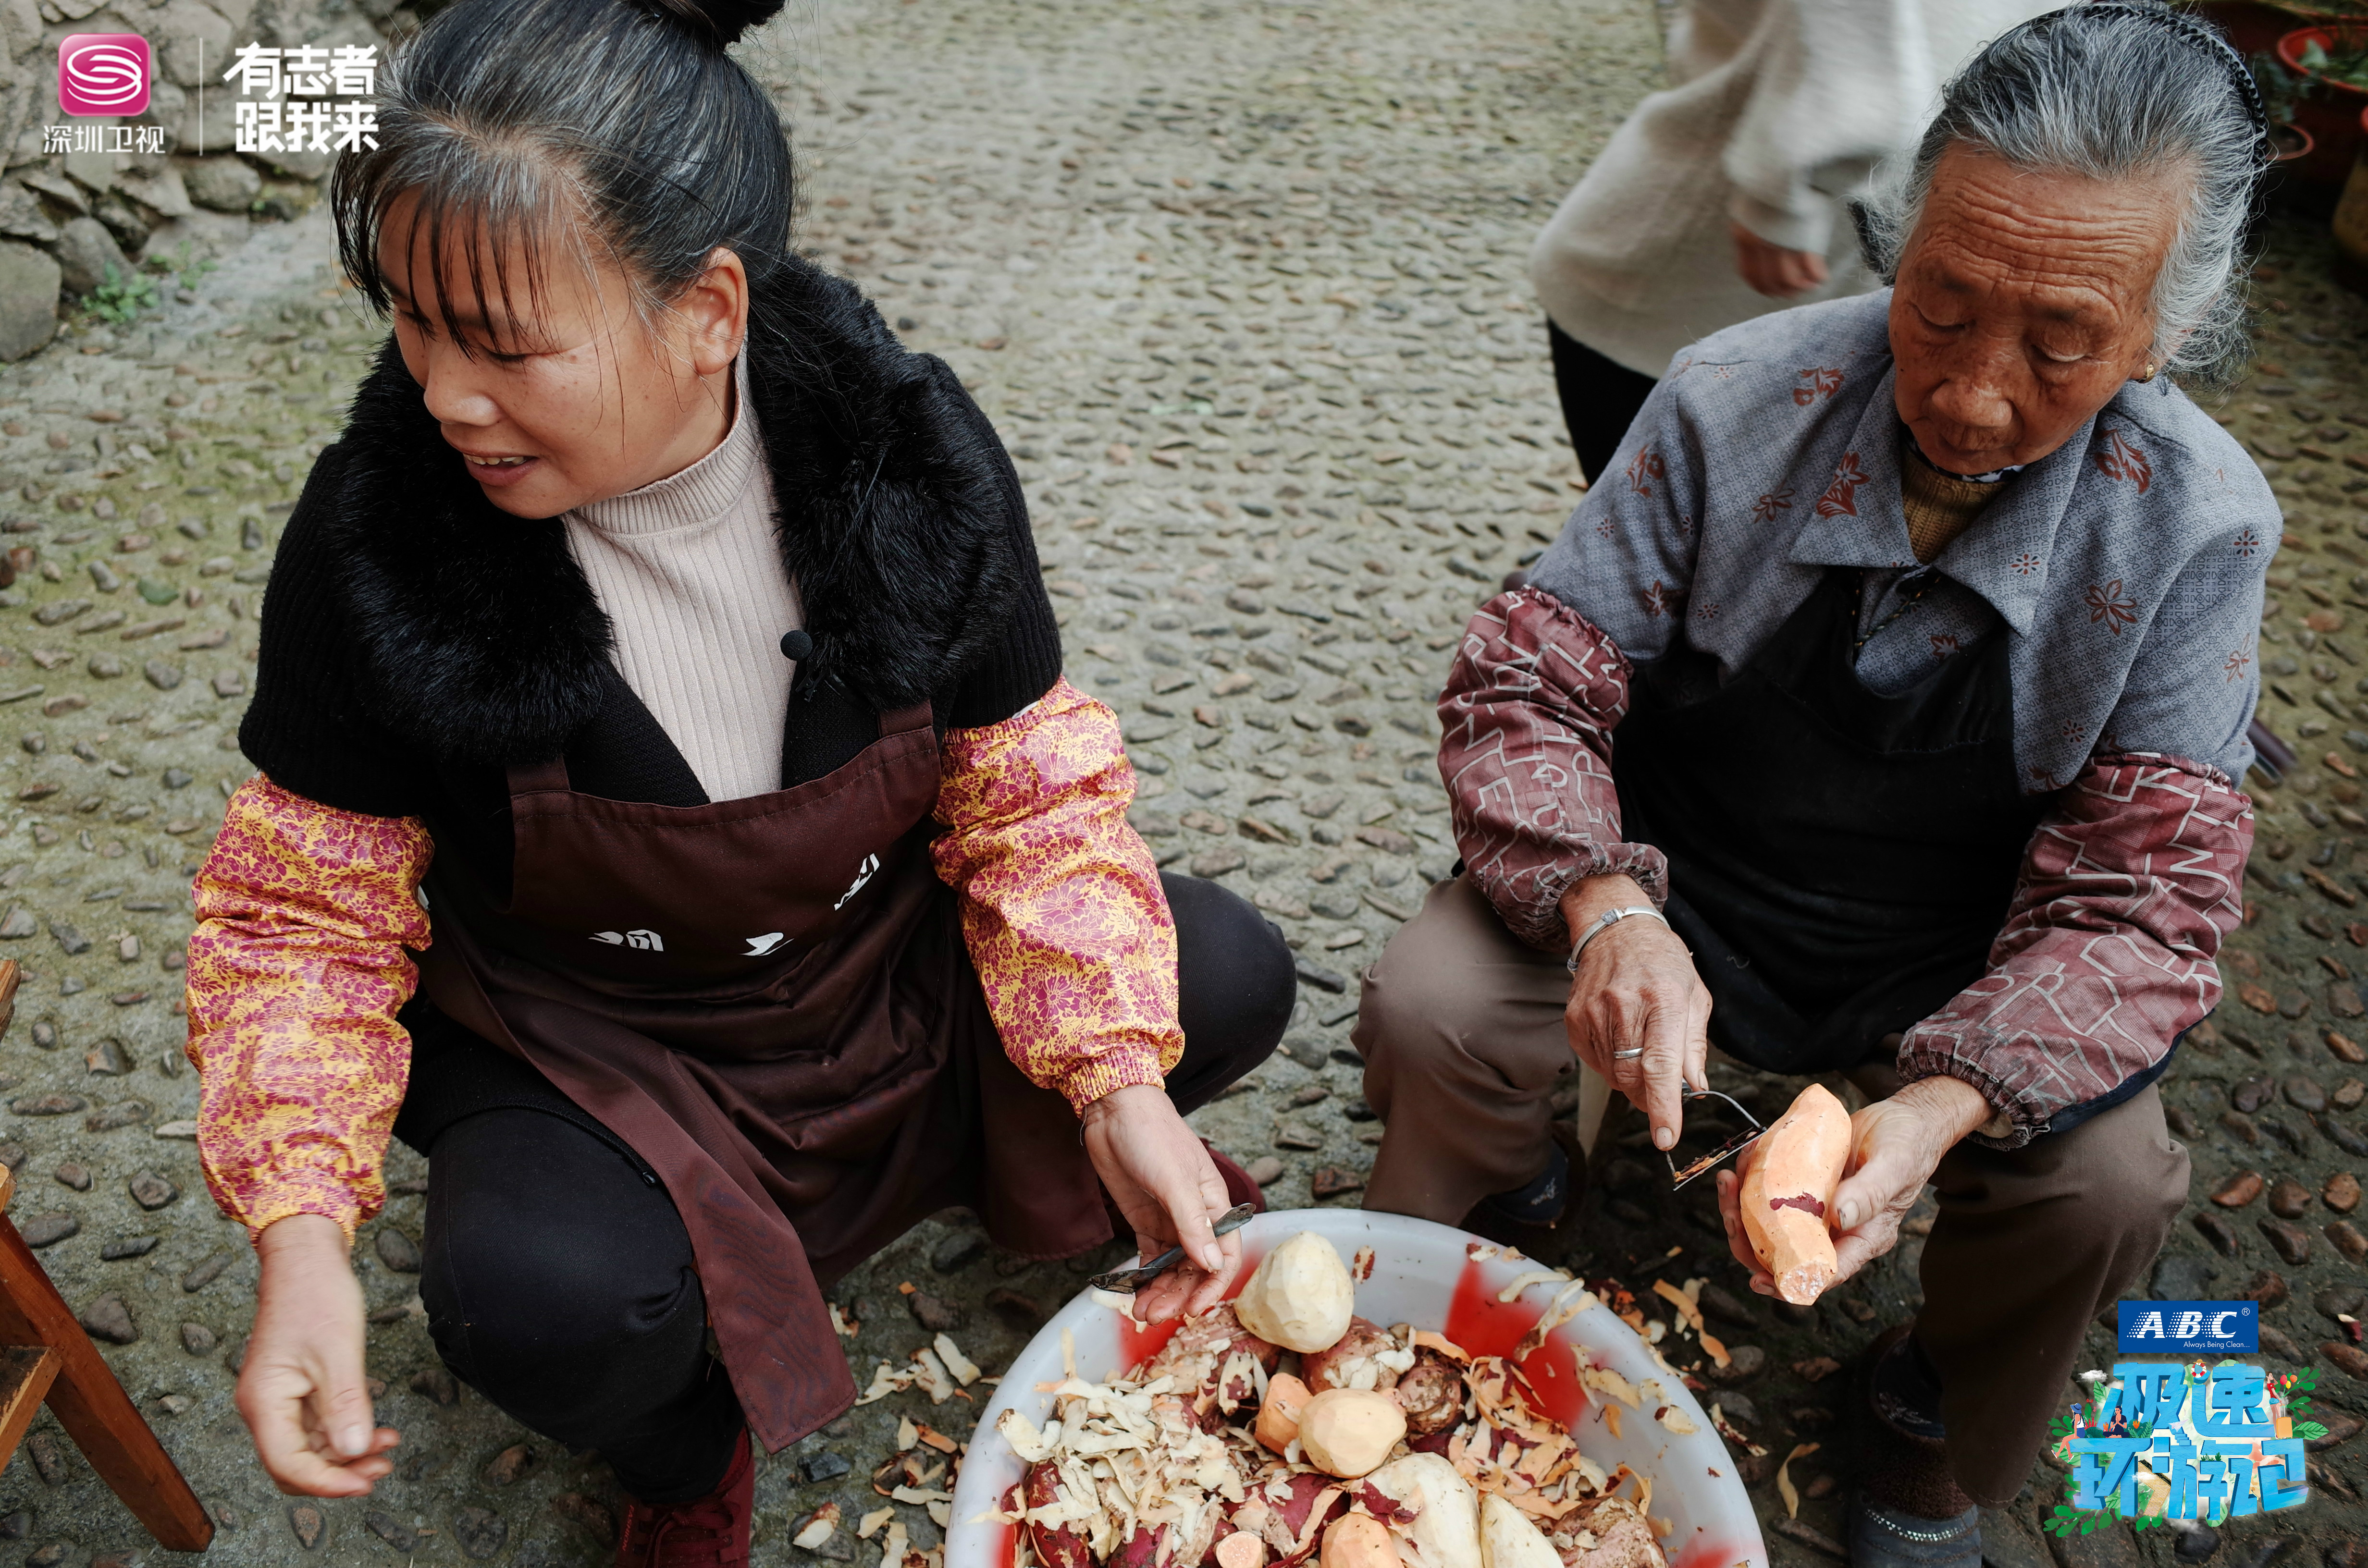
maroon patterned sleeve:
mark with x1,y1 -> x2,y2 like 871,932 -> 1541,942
1437,587 -> 1670,954
1897,752 -> 2252,1146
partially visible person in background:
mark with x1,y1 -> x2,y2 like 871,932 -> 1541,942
1529,0 -> 2061,483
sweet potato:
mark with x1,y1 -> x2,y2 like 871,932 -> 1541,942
1219,1532 -> 1270,1568
1268,1473 -> 1350,1565
1258,1373 -> 1314,1454
1323,1515 -> 1404,1568
1024,1460 -> 1095,1568
1738,1082 -> 1850,1305
1479,1494 -> 1562,1568
1299,1388 -> 1407,1478
1364,1453 -> 1482,1568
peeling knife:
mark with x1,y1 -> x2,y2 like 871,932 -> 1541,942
1089,1202 -> 1259,1293
1666,1086 -> 1768,1190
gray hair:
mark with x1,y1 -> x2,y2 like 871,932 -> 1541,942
1857,3 -> 2269,388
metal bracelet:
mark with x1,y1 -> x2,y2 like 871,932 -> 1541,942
1565,904 -> 1668,973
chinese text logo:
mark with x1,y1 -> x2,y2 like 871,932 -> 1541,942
2051,1360 -> 2319,1534
222,43 -> 378,157
58,34 -> 150,118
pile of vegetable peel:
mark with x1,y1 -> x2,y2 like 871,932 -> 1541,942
979,1233 -> 1681,1568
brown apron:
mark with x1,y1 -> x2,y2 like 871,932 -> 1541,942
411,702 -> 1111,1452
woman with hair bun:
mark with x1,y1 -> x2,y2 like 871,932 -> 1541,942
184,0 -> 1295,1557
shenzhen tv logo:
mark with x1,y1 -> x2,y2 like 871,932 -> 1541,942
58,34 -> 150,118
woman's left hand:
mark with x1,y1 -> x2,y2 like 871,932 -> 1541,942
1715,1076 -> 1991,1294
1080,1084 -> 1245,1324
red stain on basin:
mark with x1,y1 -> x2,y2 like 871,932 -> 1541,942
1669,1538 -> 1754,1568
1111,1237 -> 1274,1371
1443,1258 -> 1589,1428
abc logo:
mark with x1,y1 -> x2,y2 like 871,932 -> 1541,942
58,34 -> 151,119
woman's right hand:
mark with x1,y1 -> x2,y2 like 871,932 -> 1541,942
236,1214 -> 401,1496
1559,875 -> 1712,1153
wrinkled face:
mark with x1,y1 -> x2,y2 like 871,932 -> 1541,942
378,194 -> 743,519
1889,146 -> 2180,476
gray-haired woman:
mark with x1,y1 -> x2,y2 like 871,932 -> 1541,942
1354,5 -> 2279,1560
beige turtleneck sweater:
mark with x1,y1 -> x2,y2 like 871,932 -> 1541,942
564,361 -> 802,803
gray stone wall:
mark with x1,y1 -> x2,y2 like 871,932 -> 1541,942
0,0 -> 386,358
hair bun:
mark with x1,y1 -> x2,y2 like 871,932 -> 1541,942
638,0 -> 782,46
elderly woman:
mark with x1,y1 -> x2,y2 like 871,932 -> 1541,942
1353,5 -> 2274,1561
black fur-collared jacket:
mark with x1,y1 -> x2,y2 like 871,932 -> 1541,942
240,256 -> 1058,895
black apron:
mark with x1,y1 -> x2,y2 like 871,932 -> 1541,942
1613,567 -> 2051,1076
406,703 -> 1110,1452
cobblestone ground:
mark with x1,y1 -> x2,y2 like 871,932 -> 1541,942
0,0 -> 2362,1564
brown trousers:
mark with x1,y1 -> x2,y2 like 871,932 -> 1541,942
1350,875 -> 2191,1507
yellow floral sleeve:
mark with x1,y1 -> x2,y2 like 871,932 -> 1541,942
185,776 -> 433,1242
931,677 -> 1182,1111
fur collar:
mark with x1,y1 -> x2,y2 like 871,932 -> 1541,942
324,257 -> 1022,765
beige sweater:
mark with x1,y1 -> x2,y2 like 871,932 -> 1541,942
564,361 -> 803,803
1528,0 -> 2059,377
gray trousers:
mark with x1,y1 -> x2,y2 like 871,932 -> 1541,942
1350,874 -> 2191,1507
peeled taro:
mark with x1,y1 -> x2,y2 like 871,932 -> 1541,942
1322,1514 -> 1404,1568
1302,1317 -> 1414,1394
1478,1495 -> 1561,1568
1363,1453 -> 1482,1568
1390,1349 -> 1464,1435
1233,1232 -> 1356,1353
1298,1388 -> 1407,1478
1024,1461 -> 1095,1568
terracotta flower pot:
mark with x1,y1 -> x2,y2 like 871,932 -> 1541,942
2336,107 -> 2368,294
2264,119 -> 2319,208
2280,25 -> 2368,189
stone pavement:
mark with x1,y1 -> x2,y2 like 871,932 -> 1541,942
0,0 -> 2360,1563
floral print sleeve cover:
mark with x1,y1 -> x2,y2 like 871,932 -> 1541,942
1439,587 -> 1668,953
185,776 -> 432,1241
1897,752 -> 2251,1147
932,676 -> 1183,1111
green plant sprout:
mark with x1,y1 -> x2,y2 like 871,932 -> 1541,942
83,262 -> 160,326
154,240 -> 220,294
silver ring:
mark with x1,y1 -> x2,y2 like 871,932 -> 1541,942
1611,1047 -> 1647,1061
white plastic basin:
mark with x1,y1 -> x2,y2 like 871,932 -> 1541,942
947,1210 -> 1767,1568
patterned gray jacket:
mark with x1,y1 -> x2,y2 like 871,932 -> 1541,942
1441,289 -> 2275,1142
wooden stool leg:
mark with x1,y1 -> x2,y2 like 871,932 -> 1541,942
0,1194 -> 213,1550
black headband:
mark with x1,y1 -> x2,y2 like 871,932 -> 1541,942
2066,1 -> 2274,160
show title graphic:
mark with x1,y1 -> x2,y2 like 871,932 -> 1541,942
42,36 -> 377,160
223,43 -> 379,157
2052,1357 -> 2320,1535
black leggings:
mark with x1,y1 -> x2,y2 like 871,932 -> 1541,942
1546,319 -> 1660,489
419,873 -> 1294,1504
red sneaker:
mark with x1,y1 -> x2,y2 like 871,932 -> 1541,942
615,1428 -> 753,1568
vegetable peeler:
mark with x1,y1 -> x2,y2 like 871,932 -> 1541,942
1089,1202 -> 1259,1293
1666,1086 -> 1767,1190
